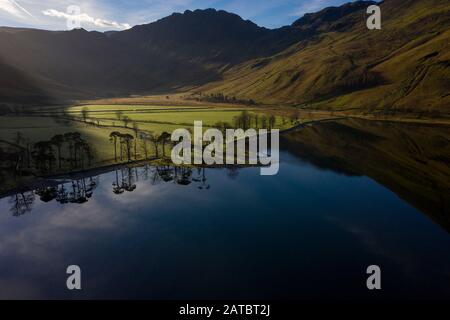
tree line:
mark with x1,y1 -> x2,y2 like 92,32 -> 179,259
194,93 -> 257,106
0,132 -> 95,178
109,130 -> 173,162
215,110 -> 300,133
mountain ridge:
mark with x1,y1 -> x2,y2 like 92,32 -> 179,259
0,0 -> 448,115
199,0 -> 450,114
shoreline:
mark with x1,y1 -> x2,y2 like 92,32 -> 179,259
1,114 -> 449,197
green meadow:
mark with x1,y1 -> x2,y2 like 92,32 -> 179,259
0,103 -> 299,186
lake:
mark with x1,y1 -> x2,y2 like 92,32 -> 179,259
0,119 -> 449,299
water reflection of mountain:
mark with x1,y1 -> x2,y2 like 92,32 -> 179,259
281,119 -> 450,232
5,165 -> 213,217
4,119 -> 449,232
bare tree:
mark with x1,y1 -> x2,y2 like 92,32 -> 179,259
115,110 -> 124,122
81,107 -> 89,123
122,116 -> 130,128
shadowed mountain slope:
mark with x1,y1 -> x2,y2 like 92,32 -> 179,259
0,0 -> 448,114
0,7 -> 313,105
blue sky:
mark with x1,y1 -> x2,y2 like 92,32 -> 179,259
0,0 -> 358,31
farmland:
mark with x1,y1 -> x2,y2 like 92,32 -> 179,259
0,101 -> 309,192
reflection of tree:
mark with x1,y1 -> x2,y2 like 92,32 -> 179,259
112,170 -> 125,195
6,176 -> 101,216
112,168 -> 137,194
57,177 -> 98,204
122,167 -> 137,192
198,168 -> 211,190
9,192 -> 35,217
195,168 -> 210,190
6,164 -> 214,217
227,167 -> 240,180
175,167 -> 193,186
150,166 -> 209,188
35,186 -> 58,202
113,165 -> 206,188
67,177 -> 97,204
157,166 -> 174,182
69,180 -> 87,204
56,184 -> 69,204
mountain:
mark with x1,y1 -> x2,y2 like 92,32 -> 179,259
112,9 -> 270,64
0,8 -> 301,105
0,0 -> 448,115
200,0 -> 450,115
292,0 -> 376,31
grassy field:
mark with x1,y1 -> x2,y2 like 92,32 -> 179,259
2,98 -> 448,194
0,101 -> 317,192
0,103 -> 306,171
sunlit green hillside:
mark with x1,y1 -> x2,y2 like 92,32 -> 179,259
200,0 -> 450,115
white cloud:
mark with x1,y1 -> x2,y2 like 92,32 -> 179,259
42,8 -> 131,30
0,0 -> 34,19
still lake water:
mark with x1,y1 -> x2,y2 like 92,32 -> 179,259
0,121 -> 449,299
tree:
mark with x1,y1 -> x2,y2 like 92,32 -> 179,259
62,132 -> 87,168
214,121 -> 232,135
159,132 -> 171,157
50,134 -> 65,169
261,115 -> 268,129
109,131 -> 121,162
74,141 -> 86,168
81,142 -> 94,167
269,115 -> 276,130
121,134 -> 134,161
243,111 -> 251,130
71,133 -> 83,167
140,133 -> 152,160
148,132 -> 160,158
64,132 -> 81,167
132,122 -> 139,159
115,110 -> 124,122
81,107 -> 89,123
122,116 -> 130,128
33,141 -> 55,172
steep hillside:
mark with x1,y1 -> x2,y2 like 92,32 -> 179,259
0,0 -> 448,115
0,26 -> 220,104
0,8 -> 305,105
200,0 -> 450,115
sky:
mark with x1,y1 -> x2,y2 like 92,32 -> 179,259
0,0 -> 359,31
